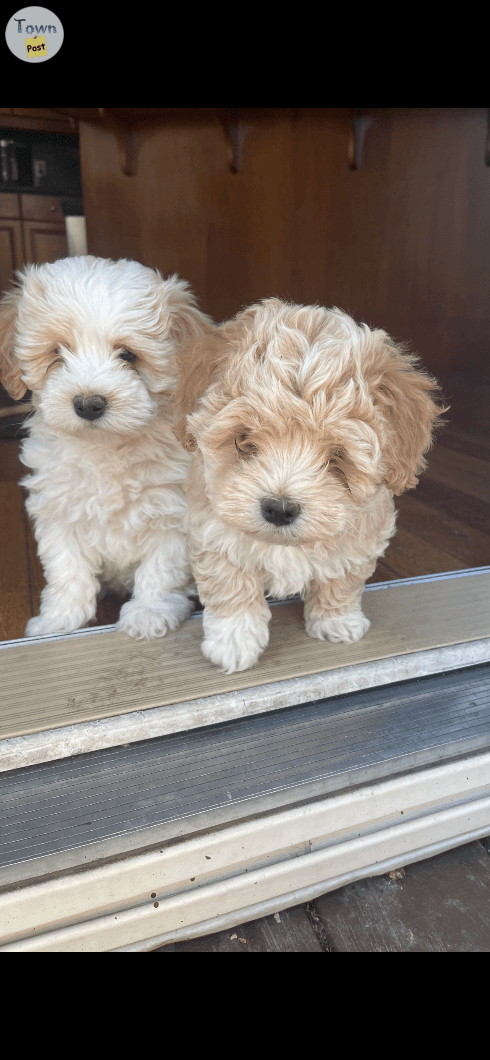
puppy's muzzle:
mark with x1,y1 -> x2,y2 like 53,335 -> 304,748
73,394 -> 108,421
261,496 -> 301,527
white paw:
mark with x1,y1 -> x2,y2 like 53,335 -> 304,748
201,609 -> 271,673
305,608 -> 370,644
25,608 -> 93,638
116,592 -> 193,639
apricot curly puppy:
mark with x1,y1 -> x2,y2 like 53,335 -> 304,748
174,298 -> 445,673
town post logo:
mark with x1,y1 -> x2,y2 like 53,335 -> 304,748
5,7 -> 64,62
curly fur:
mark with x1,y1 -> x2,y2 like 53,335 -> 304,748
174,298 -> 446,673
0,255 -> 213,639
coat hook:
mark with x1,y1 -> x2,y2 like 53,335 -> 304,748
348,113 -> 372,171
98,108 -> 140,176
217,108 -> 251,173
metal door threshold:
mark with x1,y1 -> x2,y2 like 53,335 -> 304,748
2,661 -> 490,889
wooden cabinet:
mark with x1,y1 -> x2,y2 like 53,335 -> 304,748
0,196 -> 24,293
20,194 -> 65,223
0,193 -> 68,289
22,223 -> 68,265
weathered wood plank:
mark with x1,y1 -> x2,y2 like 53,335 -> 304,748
313,840 -> 490,952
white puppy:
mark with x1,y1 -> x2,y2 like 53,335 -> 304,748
174,298 -> 445,673
0,255 -> 212,639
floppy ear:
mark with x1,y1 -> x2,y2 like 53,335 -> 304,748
371,337 -> 447,495
173,303 -> 268,451
173,328 -> 229,451
160,274 -> 214,347
371,337 -> 447,493
0,289 -> 26,400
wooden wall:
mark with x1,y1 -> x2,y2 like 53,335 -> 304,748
79,108 -> 490,378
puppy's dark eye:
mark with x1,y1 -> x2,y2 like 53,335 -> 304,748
320,449 -> 350,490
49,347 -> 64,367
119,349 -> 137,363
235,435 -> 258,457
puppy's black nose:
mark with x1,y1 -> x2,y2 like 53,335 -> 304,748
261,497 -> 301,526
73,395 -> 107,421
